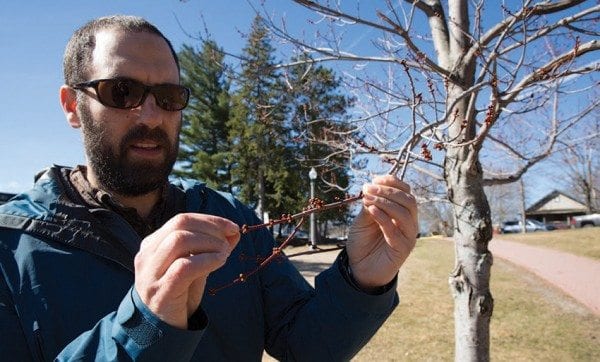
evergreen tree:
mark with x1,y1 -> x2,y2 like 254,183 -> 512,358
286,55 -> 356,230
175,21 -> 354,238
175,41 -> 232,192
228,16 -> 304,218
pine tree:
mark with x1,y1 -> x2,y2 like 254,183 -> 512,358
228,16 -> 304,218
175,40 -> 232,192
175,20 -> 354,239
286,54 -> 356,231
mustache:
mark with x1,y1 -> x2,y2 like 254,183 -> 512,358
120,125 -> 171,149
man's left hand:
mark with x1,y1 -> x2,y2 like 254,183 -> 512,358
346,175 -> 418,290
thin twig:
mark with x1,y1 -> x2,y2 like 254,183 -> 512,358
240,194 -> 364,234
285,244 -> 345,258
209,217 -> 307,295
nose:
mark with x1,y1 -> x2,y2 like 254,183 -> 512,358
136,93 -> 164,128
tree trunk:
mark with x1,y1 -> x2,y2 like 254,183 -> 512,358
441,2 -> 495,350
443,40 -> 494,357
586,150 -> 594,213
445,144 -> 494,361
520,179 -> 527,233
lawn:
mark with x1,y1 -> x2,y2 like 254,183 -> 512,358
351,238 -> 600,361
494,227 -> 600,260
277,233 -> 600,361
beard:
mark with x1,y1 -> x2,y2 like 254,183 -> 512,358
78,101 -> 179,196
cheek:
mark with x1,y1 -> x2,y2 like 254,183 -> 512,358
102,120 -> 131,144
91,109 -> 134,146
167,116 -> 182,141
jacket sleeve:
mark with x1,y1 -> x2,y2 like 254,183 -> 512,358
56,287 -> 207,361
251,225 -> 399,361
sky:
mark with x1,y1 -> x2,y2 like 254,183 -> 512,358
0,1 -> 583,209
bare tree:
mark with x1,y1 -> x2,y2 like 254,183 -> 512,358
485,182 -> 521,226
260,1 -> 599,360
555,124 -> 600,212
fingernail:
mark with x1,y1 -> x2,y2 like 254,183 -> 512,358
227,223 -> 240,235
364,184 -> 378,193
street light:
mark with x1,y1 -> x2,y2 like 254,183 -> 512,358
308,167 -> 318,250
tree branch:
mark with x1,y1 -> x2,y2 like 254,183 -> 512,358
377,12 -> 452,77
502,39 -> 599,104
290,0 -> 453,78
483,95 -> 599,186
464,1 -> 593,66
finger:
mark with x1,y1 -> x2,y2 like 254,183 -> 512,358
187,278 -> 207,311
362,183 -> 418,224
142,230 -> 234,279
161,250 -> 231,292
136,213 -> 240,279
365,205 -> 416,257
140,213 -> 240,253
167,213 -> 240,242
140,250 -> 228,313
362,191 -> 418,238
371,175 -> 411,193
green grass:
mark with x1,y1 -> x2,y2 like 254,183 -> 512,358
352,238 -> 600,361
495,227 -> 600,260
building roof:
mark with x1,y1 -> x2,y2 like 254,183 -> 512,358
526,190 -> 587,215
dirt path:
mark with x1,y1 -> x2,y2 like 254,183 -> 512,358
287,246 -> 340,287
490,238 -> 600,315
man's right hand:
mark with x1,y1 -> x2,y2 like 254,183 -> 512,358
133,213 -> 240,329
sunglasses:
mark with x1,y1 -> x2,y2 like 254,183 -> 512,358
72,78 -> 190,111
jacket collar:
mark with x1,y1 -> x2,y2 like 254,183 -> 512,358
0,165 -> 207,272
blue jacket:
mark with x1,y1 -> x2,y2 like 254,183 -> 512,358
0,166 -> 398,361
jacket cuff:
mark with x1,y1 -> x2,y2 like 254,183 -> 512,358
316,251 -> 399,316
112,287 -> 206,361
338,248 -> 397,295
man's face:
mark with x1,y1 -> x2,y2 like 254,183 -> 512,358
77,30 -> 182,196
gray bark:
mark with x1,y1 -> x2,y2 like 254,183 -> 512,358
446,157 -> 494,361
520,179 -> 527,234
444,84 -> 494,361
438,3 -> 495,358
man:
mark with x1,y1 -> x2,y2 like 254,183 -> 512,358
0,15 -> 418,361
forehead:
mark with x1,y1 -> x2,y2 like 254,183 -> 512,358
90,29 -> 179,83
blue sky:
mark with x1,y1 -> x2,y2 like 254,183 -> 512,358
0,0 -> 265,193
0,1 -> 579,208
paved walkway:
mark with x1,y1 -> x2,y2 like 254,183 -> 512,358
287,246 -> 339,287
490,238 -> 600,315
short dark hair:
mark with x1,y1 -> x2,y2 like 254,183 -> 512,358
63,15 -> 179,86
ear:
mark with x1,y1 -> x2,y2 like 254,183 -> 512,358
60,85 -> 81,129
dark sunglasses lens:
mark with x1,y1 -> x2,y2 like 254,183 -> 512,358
97,79 -> 144,109
153,84 -> 190,111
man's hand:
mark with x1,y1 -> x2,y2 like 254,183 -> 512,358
134,213 -> 240,329
346,175 -> 418,290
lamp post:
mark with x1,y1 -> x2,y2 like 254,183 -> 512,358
308,167 -> 318,250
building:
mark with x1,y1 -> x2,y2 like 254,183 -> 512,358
0,192 -> 17,206
526,190 -> 587,225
